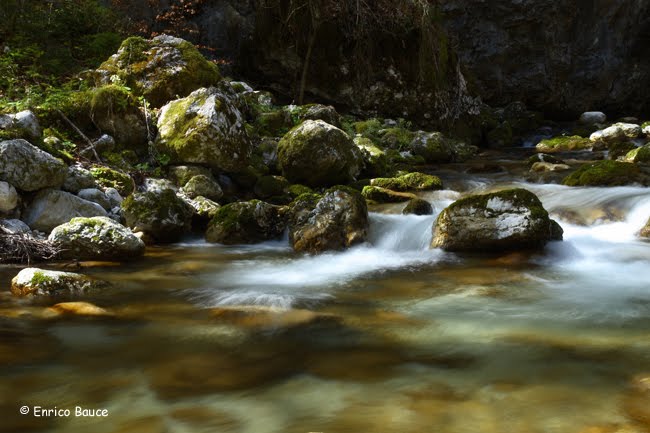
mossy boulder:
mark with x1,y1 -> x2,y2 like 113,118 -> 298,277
289,186 -> 368,253
253,108 -> 294,137
96,35 -> 221,107
0,139 -> 67,192
361,186 -> 416,203
155,86 -> 251,172
623,144 -> 650,163
287,184 -> 314,200
291,104 -> 342,128
11,268 -> 108,297
402,198 -> 433,215
354,136 -> 391,178
278,120 -> 362,187
49,216 -> 145,260
89,166 -> 134,196
562,160 -> 645,186
410,131 -> 475,163
168,165 -> 213,187
536,135 -> 592,153
89,85 -> 148,153
431,188 -> 562,252
181,175 -> 223,201
370,172 -> 443,192
186,195 -> 221,222
122,189 -> 193,243
254,175 -> 289,199
205,200 -> 287,244
608,141 -> 637,160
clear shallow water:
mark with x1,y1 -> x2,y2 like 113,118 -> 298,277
1,175 -> 650,433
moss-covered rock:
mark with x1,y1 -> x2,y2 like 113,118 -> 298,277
278,120 -> 362,187
122,189 -> 193,243
155,86 -> 251,172
640,217 -> 650,238
287,184 -> 314,200
290,104 -> 342,128
96,35 -> 221,107
431,188 -> 562,252
623,144 -> 650,163
253,108 -> 294,137
409,131 -> 474,163
0,139 -> 67,192
361,186 -> 416,203
182,175 -> 223,201
254,175 -> 289,199
608,141 -> 637,160
354,136 -> 391,178
11,268 -> 108,297
205,200 -> 287,244
289,186 -> 368,253
89,166 -> 134,196
167,165 -> 213,187
562,160 -> 645,186
536,135 -> 592,152
402,198 -> 433,215
370,172 -> 443,192
49,216 -> 145,260
186,195 -> 221,223
89,85 -> 148,153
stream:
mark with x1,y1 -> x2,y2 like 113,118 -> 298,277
2,154 -> 650,433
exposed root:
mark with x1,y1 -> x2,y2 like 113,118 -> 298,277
0,227 -> 60,264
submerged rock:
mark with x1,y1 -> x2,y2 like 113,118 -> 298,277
11,268 -> 107,297
49,216 -> 145,260
96,35 -> 221,107
289,187 -> 368,253
562,160 -> 646,186
122,189 -> 193,243
23,189 -> 108,232
431,188 -> 562,252
278,120 -> 362,187
205,200 -> 286,245
210,305 -> 340,329
45,302 -> 113,317
0,139 -> 67,191
155,86 -> 251,172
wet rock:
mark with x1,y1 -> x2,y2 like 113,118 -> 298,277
278,120 -> 362,187
11,268 -> 107,297
562,160 -> 647,186
608,141 -> 637,160
62,164 -> 96,193
431,188 -> 562,252
156,86 -> 251,172
536,135 -> 592,152
122,189 -> 193,243
0,139 -> 67,191
0,181 -> 18,213
23,189 -> 108,232
403,198 -> 434,215
640,218 -> 650,238
289,187 -> 368,253
623,144 -> 650,163
77,188 -> 112,210
579,111 -> 607,125
623,374 -> 650,429
49,216 -> 145,260
362,186 -> 416,203
370,172 -> 443,192
210,305 -> 340,329
96,35 -> 221,107
45,302 -> 113,317
530,162 -> 570,172
355,136 -> 391,178
205,200 -> 286,244
527,153 -> 565,166
181,175 -> 223,201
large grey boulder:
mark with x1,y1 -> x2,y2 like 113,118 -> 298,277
11,268 -> 107,297
77,188 -> 112,211
155,86 -> 251,172
23,190 -> 107,232
431,188 -> 562,252
278,120 -> 363,187
289,187 -> 368,253
0,139 -> 67,191
0,181 -> 18,213
121,189 -> 193,243
49,216 -> 145,260
62,164 -> 97,193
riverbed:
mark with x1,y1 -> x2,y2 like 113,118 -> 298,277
2,151 -> 650,433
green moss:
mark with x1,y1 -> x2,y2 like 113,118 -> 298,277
562,160 -> 641,187
624,145 -> 650,163
361,186 -> 415,203
90,166 -> 134,196
536,135 -> 591,152
353,118 -> 383,139
608,141 -> 637,160
399,172 -> 443,190
116,36 -> 150,64
378,127 -> 415,150
288,184 -> 314,199
90,84 -> 134,116
31,270 -> 54,285
254,109 -> 293,137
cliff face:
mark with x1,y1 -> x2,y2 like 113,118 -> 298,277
441,0 -> 650,118
118,0 -> 650,120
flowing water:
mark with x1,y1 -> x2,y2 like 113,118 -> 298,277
2,157 -> 650,433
